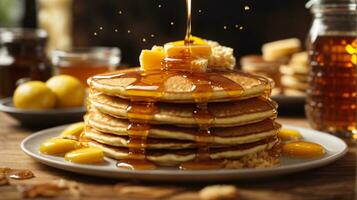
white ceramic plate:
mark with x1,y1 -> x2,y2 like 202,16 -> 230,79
21,124 -> 348,182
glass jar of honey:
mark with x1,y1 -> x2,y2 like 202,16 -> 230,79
305,0 -> 357,138
51,47 -> 121,86
0,29 -> 52,99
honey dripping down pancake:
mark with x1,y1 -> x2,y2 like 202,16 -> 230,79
84,0 -> 278,170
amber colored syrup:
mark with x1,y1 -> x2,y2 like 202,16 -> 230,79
57,62 -> 109,86
6,169 -> 35,180
185,0 -> 192,44
306,35 -> 357,136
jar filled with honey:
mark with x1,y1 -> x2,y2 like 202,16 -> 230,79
305,0 -> 357,138
0,29 -> 52,99
51,47 -> 121,86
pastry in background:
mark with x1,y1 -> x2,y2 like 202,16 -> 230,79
240,55 -> 283,96
37,0 -> 73,53
262,38 -> 301,62
280,52 -> 309,96
241,38 -> 309,97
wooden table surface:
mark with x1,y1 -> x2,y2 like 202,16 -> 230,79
0,112 -> 356,200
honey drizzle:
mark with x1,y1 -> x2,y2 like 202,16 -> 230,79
179,72 -> 242,169
185,0 -> 192,44
117,75 -> 162,170
6,169 -> 34,180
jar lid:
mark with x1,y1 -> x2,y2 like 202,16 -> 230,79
52,47 -> 121,66
306,0 -> 357,13
0,28 -> 47,43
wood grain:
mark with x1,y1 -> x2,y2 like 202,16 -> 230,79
0,112 -> 356,200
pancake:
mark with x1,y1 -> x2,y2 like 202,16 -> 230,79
87,68 -> 272,103
84,128 -> 197,149
85,110 -> 281,145
87,137 -> 280,167
85,127 -> 277,150
89,93 -> 278,127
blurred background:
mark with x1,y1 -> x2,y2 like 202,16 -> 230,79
0,0 -> 311,66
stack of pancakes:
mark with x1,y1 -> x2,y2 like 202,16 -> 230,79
241,38 -> 308,96
240,55 -> 284,96
84,68 -> 281,169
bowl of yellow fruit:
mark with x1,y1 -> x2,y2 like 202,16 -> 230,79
0,75 -> 86,128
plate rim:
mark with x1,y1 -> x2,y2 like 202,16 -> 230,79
21,124 -> 348,180
0,97 -> 85,115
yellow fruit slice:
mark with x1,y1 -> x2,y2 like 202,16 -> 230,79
139,47 -> 165,71
282,141 -> 325,158
60,122 -> 85,140
278,128 -> 302,141
39,138 -> 80,155
64,147 -> 104,164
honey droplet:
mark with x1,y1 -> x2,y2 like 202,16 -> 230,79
7,169 -> 34,180
142,38 -> 147,42
93,32 -> 97,36
244,6 -> 250,11
158,4 -> 162,8
118,10 -> 123,14
99,26 -> 103,30
170,22 -> 174,26
223,26 -> 227,30
115,29 -> 118,32
150,34 -> 155,38
127,30 -> 131,34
